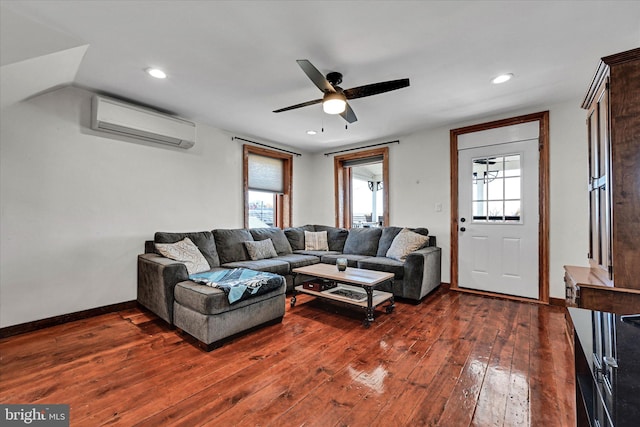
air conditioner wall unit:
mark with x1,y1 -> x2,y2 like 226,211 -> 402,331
91,95 -> 195,149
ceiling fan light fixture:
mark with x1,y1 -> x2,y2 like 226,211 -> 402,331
323,92 -> 347,114
274,59 -> 409,124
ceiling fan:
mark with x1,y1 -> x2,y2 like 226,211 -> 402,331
273,59 -> 410,123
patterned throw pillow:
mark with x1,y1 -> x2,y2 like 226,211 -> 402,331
386,228 -> 429,261
155,237 -> 210,275
304,230 -> 329,251
244,239 -> 278,260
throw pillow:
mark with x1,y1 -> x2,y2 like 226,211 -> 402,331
304,230 -> 329,251
314,225 -> 349,251
155,237 -> 210,275
386,228 -> 429,261
244,239 -> 278,260
250,228 -> 293,255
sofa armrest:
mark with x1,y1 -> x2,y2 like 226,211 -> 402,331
402,246 -> 442,301
137,253 -> 189,325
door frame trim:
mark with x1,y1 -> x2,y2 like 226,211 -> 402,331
450,111 -> 550,303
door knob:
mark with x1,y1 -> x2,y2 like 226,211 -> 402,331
460,218 -> 466,222
460,227 -> 466,232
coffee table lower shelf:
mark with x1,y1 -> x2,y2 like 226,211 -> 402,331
292,283 -> 394,327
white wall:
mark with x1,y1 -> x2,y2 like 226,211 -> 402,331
0,86 -> 589,327
548,101 -> 590,296
307,100 -> 589,299
0,86 -> 312,327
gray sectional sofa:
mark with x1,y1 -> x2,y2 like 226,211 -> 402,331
137,225 -> 441,350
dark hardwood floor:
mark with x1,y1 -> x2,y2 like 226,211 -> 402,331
0,288 -> 575,426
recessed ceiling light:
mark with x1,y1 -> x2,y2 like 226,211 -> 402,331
146,68 -> 167,79
492,73 -> 513,84
306,130 -> 317,135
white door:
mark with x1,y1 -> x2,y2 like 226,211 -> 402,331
457,123 -> 539,299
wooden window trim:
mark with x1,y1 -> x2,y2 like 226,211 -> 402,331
334,147 -> 389,229
243,144 -> 293,228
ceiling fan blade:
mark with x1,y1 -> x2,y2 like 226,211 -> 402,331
340,102 -> 357,123
297,59 -> 335,93
273,98 -> 322,113
343,78 -> 410,100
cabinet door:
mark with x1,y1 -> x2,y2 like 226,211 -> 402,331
587,79 -> 612,280
592,311 -> 616,426
588,107 -> 599,264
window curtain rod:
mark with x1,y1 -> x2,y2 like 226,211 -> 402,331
323,140 -> 399,156
232,136 -> 302,157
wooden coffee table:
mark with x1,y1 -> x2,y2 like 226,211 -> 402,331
291,263 -> 395,327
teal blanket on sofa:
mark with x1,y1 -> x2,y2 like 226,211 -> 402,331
189,268 -> 283,304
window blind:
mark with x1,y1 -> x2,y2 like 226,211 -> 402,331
342,155 -> 384,168
248,153 -> 284,193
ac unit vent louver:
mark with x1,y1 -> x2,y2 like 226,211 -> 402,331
91,96 -> 195,149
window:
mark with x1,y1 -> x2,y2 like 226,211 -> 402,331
351,162 -> 384,227
471,154 -> 522,223
334,147 -> 389,229
243,145 -> 292,229
248,190 -> 276,228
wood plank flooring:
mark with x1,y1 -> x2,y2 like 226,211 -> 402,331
0,288 -> 575,426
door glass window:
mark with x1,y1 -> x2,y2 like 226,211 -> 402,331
472,154 -> 522,223
335,147 -> 389,229
351,163 -> 384,228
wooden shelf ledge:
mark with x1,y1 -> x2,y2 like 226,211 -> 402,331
564,265 -> 640,314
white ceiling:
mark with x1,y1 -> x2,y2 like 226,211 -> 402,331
1,1 -> 639,153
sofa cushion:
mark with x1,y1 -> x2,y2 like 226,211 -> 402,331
214,229 -> 253,264
304,231 -> 329,251
174,277 -> 285,315
412,227 -> 430,238
244,239 -> 278,260
221,258 -> 290,275
321,253 -> 371,267
284,225 -> 316,251
189,268 -> 285,305
376,227 -> 403,257
293,249 -> 342,257
314,225 -> 349,252
342,227 -> 383,256
274,254 -> 320,269
155,231 -> 220,267
154,237 -> 211,275
357,257 -> 405,279
249,228 -> 293,255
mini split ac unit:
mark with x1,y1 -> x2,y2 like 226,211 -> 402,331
91,95 -> 196,149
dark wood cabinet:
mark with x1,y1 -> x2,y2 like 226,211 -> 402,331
567,47 -> 640,427
570,307 -> 640,427
566,48 -> 640,313
581,47 -> 640,289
